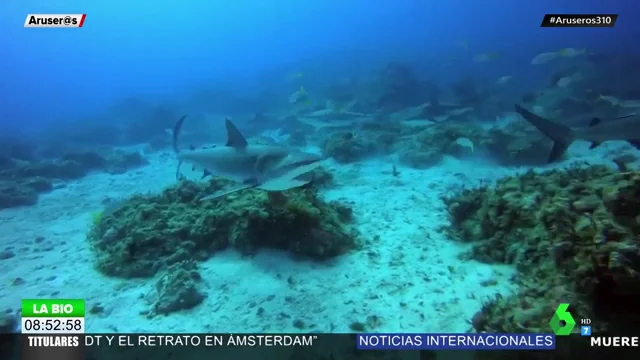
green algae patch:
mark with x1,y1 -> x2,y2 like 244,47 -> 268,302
443,166 -> 640,335
87,178 -> 360,278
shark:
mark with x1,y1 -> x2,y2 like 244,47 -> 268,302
514,104 -> 640,163
295,100 -> 372,129
173,115 -> 325,199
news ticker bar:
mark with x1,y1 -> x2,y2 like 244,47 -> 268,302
22,333 -> 556,350
541,14 -> 618,28
12,333 -> 640,351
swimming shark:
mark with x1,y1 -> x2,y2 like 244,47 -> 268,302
514,104 -> 640,163
294,99 -> 372,129
173,115 -> 325,199
296,112 -> 372,129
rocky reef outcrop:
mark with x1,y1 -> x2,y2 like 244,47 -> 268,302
394,121 -> 551,168
317,122 -> 402,164
87,178 -> 359,315
322,131 -> 379,163
89,178 -> 358,278
443,166 -> 639,343
316,119 -> 553,167
0,148 -> 147,209
442,165 -> 640,358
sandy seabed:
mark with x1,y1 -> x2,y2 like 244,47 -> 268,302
1,140 -> 628,333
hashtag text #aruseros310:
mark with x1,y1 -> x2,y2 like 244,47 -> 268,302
540,14 -> 618,28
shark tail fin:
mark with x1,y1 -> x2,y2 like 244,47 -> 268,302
514,104 -> 574,163
173,115 -> 188,153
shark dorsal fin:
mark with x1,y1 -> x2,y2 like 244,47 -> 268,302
225,118 -> 248,148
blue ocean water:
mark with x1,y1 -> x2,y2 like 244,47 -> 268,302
1,0 -> 639,344
3,0 -> 635,128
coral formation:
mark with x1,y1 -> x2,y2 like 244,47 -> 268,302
149,261 -> 205,316
3,148 -> 146,180
87,177 -> 359,279
443,165 -> 640,335
394,121 -> 550,168
0,148 -> 146,209
316,121 -> 402,164
305,167 -> 334,188
0,310 -> 18,332
322,131 -> 377,163
315,118 -> 552,169
0,177 -> 52,209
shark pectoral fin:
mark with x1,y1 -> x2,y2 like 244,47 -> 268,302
549,141 -> 571,163
589,142 -> 602,149
201,183 -> 256,201
258,178 -> 310,191
627,140 -> 640,149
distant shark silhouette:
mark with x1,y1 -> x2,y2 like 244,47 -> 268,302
514,104 -> 640,163
173,116 -> 325,199
295,99 -> 372,129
